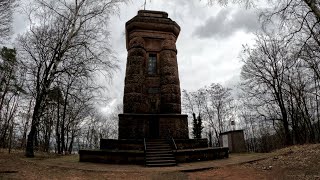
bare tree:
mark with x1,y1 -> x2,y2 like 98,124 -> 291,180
0,0 -> 16,42
204,0 -> 255,8
0,46 -> 25,149
241,33 -> 295,145
206,83 -> 233,134
183,84 -> 234,145
182,89 -> 205,139
18,0 -> 123,157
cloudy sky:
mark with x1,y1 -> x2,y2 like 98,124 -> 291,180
103,0 -> 260,112
10,0 -> 262,114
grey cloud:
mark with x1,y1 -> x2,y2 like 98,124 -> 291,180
193,8 -> 260,39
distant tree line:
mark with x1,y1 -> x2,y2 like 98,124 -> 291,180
182,83 -> 234,146
239,0 -> 320,150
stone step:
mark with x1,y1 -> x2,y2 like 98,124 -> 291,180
146,144 -> 168,147
146,159 -> 176,163
146,139 -> 167,142
146,162 -> 177,167
145,139 -> 177,167
146,148 -> 172,151
146,156 -> 175,160
146,150 -> 173,154
147,149 -> 170,152
146,153 -> 174,157
146,143 -> 170,146
146,139 -> 166,141
146,146 -> 171,149
147,144 -> 169,146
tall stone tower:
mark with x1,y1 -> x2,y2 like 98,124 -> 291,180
79,10 -> 229,165
118,10 -> 189,139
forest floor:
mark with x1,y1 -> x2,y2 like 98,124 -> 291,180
0,144 -> 320,180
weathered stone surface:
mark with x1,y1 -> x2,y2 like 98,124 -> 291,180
129,36 -> 145,49
161,39 -> 177,51
121,10 -> 185,138
78,11 -> 230,165
127,56 -> 145,66
125,74 -> 144,84
160,50 -> 176,59
124,83 -> 142,93
161,59 -> 178,68
160,76 -> 179,85
127,48 -> 146,57
161,66 -> 177,76
161,94 -> 181,104
118,114 -> 188,139
160,84 -> 180,94
144,77 -> 160,87
100,139 -> 144,150
160,103 -> 181,114
126,65 -> 141,74
124,11 -> 181,114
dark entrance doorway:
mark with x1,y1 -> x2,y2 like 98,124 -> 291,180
149,117 -> 159,138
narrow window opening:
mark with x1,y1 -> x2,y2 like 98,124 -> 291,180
148,54 -> 157,74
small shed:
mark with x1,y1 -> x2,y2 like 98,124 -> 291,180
219,130 -> 246,153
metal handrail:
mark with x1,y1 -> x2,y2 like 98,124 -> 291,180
143,138 -> 147,166
171,137 -> 177,152
167,129 -> 178,152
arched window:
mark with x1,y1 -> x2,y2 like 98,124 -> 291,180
148,54 -> 157,74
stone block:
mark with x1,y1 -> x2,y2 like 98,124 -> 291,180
161,93 -> 181,104
118,114 -> 188,139
160,76 -> 179,85
174,139 -> 209,149
100,139 -> 144,150
127,56 -> 144,66
145,77 -> 160,87
160,84 -> 180,94
126,65 -> 142,75
160,103 -> 181,113
124,83 -> 142,93
125,74 -> 144,84
160,66 -> 178,76
128,48 -> 146,57
161,39 -> 177,51
79,149 -> 144,164
129,36 -> 145,49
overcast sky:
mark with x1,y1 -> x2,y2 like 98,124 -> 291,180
103,0 -> 260,113
10,0 -> 262,114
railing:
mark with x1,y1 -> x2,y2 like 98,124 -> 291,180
166,129 -> 178,153
143,138 -> 146,152
143,138 -> 147,166
171,136 -> 177,153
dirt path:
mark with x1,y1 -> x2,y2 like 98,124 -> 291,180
0,150 -> 271,179
25,152 -> 271,172
1,145 -> 319,180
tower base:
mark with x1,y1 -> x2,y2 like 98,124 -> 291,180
118,113 -> 189,139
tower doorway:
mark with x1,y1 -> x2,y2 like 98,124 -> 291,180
149,117 -> 159,138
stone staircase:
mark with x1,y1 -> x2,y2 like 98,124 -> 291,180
145,139 -> 177,167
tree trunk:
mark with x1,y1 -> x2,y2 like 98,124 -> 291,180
25,97 -> 42,157
25,125 -> 36,157
56,98 -> 61,154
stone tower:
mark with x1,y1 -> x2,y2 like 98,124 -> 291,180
79,11 -> 229,165
119,10 -> 189,139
